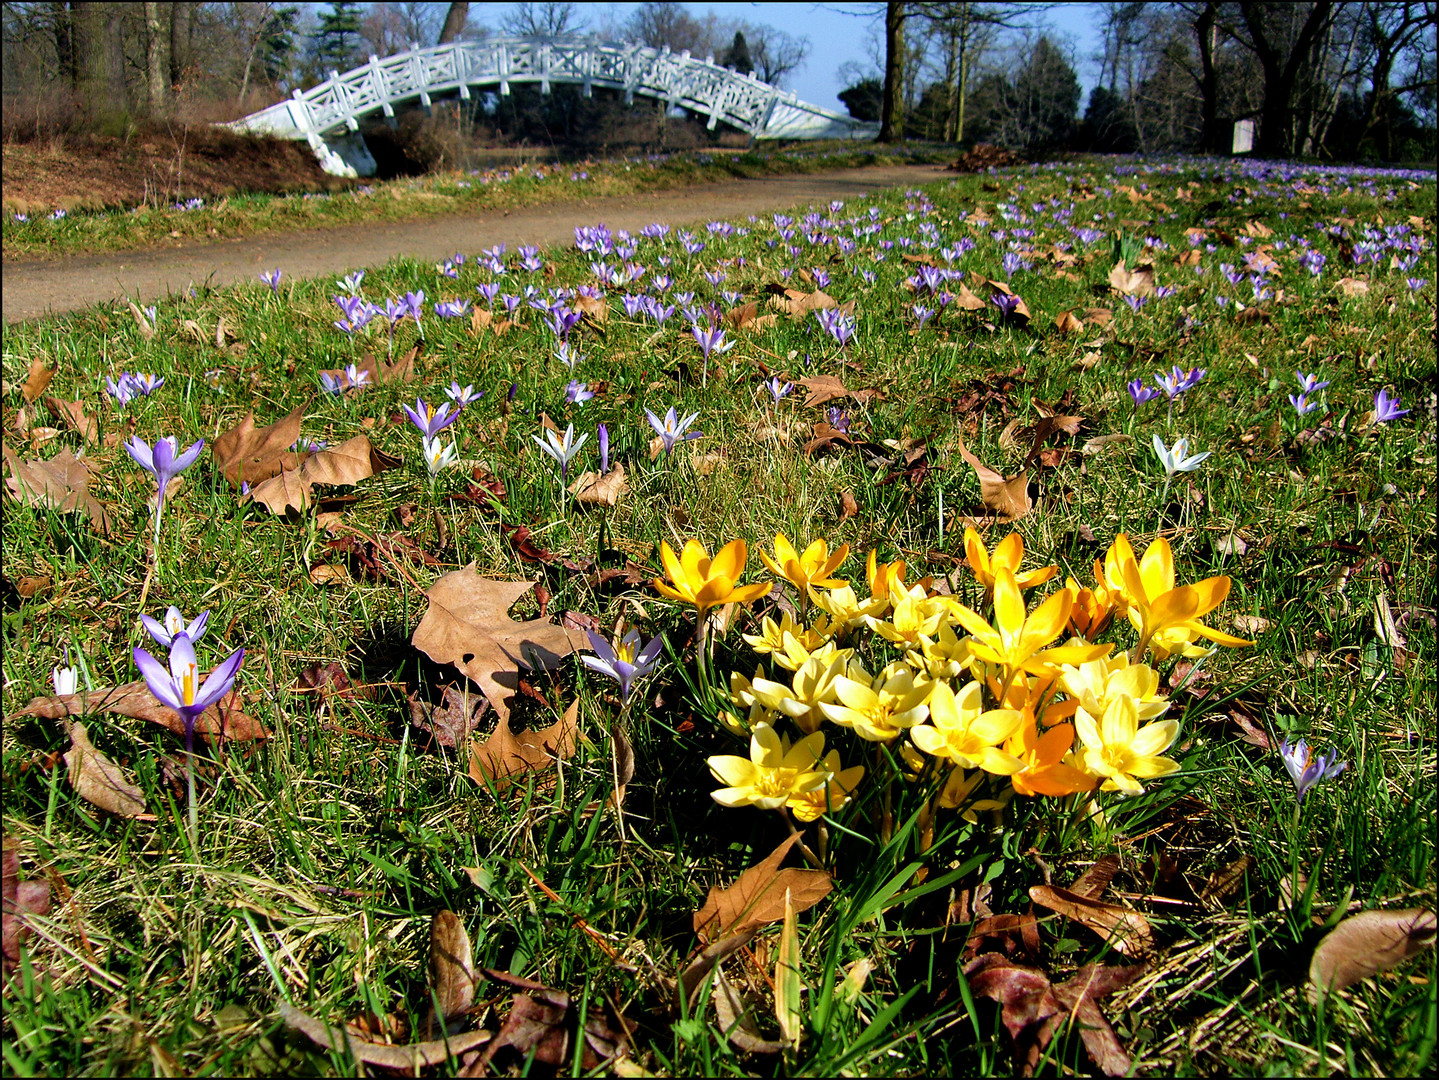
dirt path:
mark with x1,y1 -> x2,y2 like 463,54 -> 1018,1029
3,164 -> 946,324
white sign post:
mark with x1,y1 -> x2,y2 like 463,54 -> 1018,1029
1232,119 -> 1255,154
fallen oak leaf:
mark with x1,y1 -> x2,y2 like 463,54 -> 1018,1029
468,699 -> 579,787
425,910 -> 477,1038
15,683 -> 269,743
411,568 -> 590,729
569,463 -> 628,508
409,685 -> 487,749
1308,908 -> 1436,1003
63,721 -> 149,818
20,358 -> 55,403
1029,883 -> 1154,957
795,375 -> 880,408
279,1003 -> 491,1070
212,405 -> 306,488
43,397 -> 97,443
2,446 -> 111,535
692,833 -> 832,942
2,842 -> 52,977
954,433 -> 1031,522
1108,261 -> 1156,297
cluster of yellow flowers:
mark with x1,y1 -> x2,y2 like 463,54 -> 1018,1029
653,529 -> 1251,824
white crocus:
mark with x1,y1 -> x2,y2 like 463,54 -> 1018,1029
52,664 -> 78,695
1152,434 -> 1211,477
531,423 -> 590,480
421,435 -> 458,475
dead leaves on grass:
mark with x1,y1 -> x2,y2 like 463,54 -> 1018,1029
410,569 -> 590,769
16,682 -> 269,743
2,445 -> 111,535
1309,908 -> 1436,1003
246,435 -> 400,515
212,405 -> 306,487
2,842 -> 52,978
62,722 -> 148,818
692,833 -> 832,943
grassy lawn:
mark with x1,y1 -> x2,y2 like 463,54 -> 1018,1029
2,142 -> 945,261
2,155 -> 1435,1077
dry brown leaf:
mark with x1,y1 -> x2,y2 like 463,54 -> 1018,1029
426,910 -> 476,1037
15,682 -> 269,743
2,843 -> 52,977
20,358 -> 55,404
468,699 -> 580,788
64,721 -> 148,818
128,301 -> 155,340
43,397 -> 96,443
14,574 -> 51,598
1309,908 -> 1437,1002
1070,855 -> 1121,899
1199,855 -> 1255,908
953,283 -> 987,311
212,406 -> 306,488
249,468 -> 311,514
724,301 -> 759,328
1029,884 -> 1154,956
1054,311 -> 1084,335
279,1003 -> 491,1070
569,463 -> 628,508
1108,261 -> 1156,297
796,375 -> 879,408
572,293 -> 608,326
767,286 -> 838,319
308,563 -> 351,586
606,722 -> 636,810
1083,433 -> 1133,455
409,685 -> 486,748
713,967 -> 783,1054
678,928 -> 759,1007
839,490 -> 859,520
3,446 -> 111,535
692,833 -> 832,942
1338,277 -> 1370,298
954,434 -> 1030,522
413,568 -> 590,730
1082,307 -> 1114,327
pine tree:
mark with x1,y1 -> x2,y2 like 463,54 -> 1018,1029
721,31 -> 752,74
313,0 -> 364,73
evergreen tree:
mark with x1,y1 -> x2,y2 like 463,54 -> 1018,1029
838,78 -> 883,122
313,0 -> 364,73
721,31 -> 752,74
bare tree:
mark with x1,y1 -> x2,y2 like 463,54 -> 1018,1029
627,1 -> 718,55
144,0 -> 168,116
1355,0 -> 1436,157
743,24 -> 809,86
501,2 -> 587,38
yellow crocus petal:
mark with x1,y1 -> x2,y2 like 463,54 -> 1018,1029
710,539 -> 747,583
694,574 -> 737,609
964,527 -> 991,578
709,755 -> 758,788
1126,754 -> 1182,780
993,532 -> 1023,574
1138,536 -> 1176,597
993,569 -> 1027,640
1019,589 -> 1072,653
1188,622 -> 1253,648
1129,718 -> 1179,758
1100,694 -> 1139,745
729,581 -> 774,607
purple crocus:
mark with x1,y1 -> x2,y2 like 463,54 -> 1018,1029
1278,738 -> 1346,804
912,304 -> 935,329
445,382 -> 483,406
435,299 -> 470,318
816,308 -> 856,347
320,372 -> 345,396
765,377 -> 793,404
646,406 -> 701,454
343,362 -> 370,390
991,292 -> 1022,320
598,422 -> 610,473
402,398 -> 461,439
1374,389 -> 1409,423
1129,378 -> 1161,406
1289,393 -> 1320,416
130,373 -> 164,396
581,629 -> 664,702
566,380 -> 594,405
1295,371 -> 1329,395
125,434 -> 204,546
259,268 -> 282,292
107,374 -> 138,406
141,606 -> 209,648
403,291 -> 426,338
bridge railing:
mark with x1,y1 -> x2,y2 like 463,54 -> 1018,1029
230,37 -> 876,146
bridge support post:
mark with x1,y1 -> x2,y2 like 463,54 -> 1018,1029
308,131 -> 378,178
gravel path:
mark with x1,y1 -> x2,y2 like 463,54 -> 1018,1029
3,163 -> 946,324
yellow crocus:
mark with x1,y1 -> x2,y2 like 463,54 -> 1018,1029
870,582 -> 949,648
1004,720 -> 1097,797
787,750 -> 865,822
819,662 -> 930,742
904,620 -> 974,681
949,568 -> 1109,682
741,611 -> 831,659
964,527 -> 1059,593
937,767 -> 1010,819
1074,694 -> 1180,795
759,534 -> 849,593
1106,534 -> 1252,660
1064,562 -> 1123,641
769,633 -> 850,674
811,583 -> 888,633
654,538 -> 772,618
708,724 -> 829,809
1059,655 -> 1171,727
909,679 -> 1024,775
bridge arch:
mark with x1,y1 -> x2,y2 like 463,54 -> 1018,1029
227,36 -> 877,177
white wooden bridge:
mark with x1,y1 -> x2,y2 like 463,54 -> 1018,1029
227,36 -> 878,177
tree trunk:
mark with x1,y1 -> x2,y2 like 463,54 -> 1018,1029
1240,0 -> 1335,157
880,1 -> 906,142
51,1 -> 75,86
70,1 -> 124,124
1195,2 -> 1221,153
103,3 -> 127,113
438,2 -> 469,45
169,1 -> 192,87
145,2 -> 169,118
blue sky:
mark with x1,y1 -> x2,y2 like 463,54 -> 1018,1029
549,3 -> 1107,115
